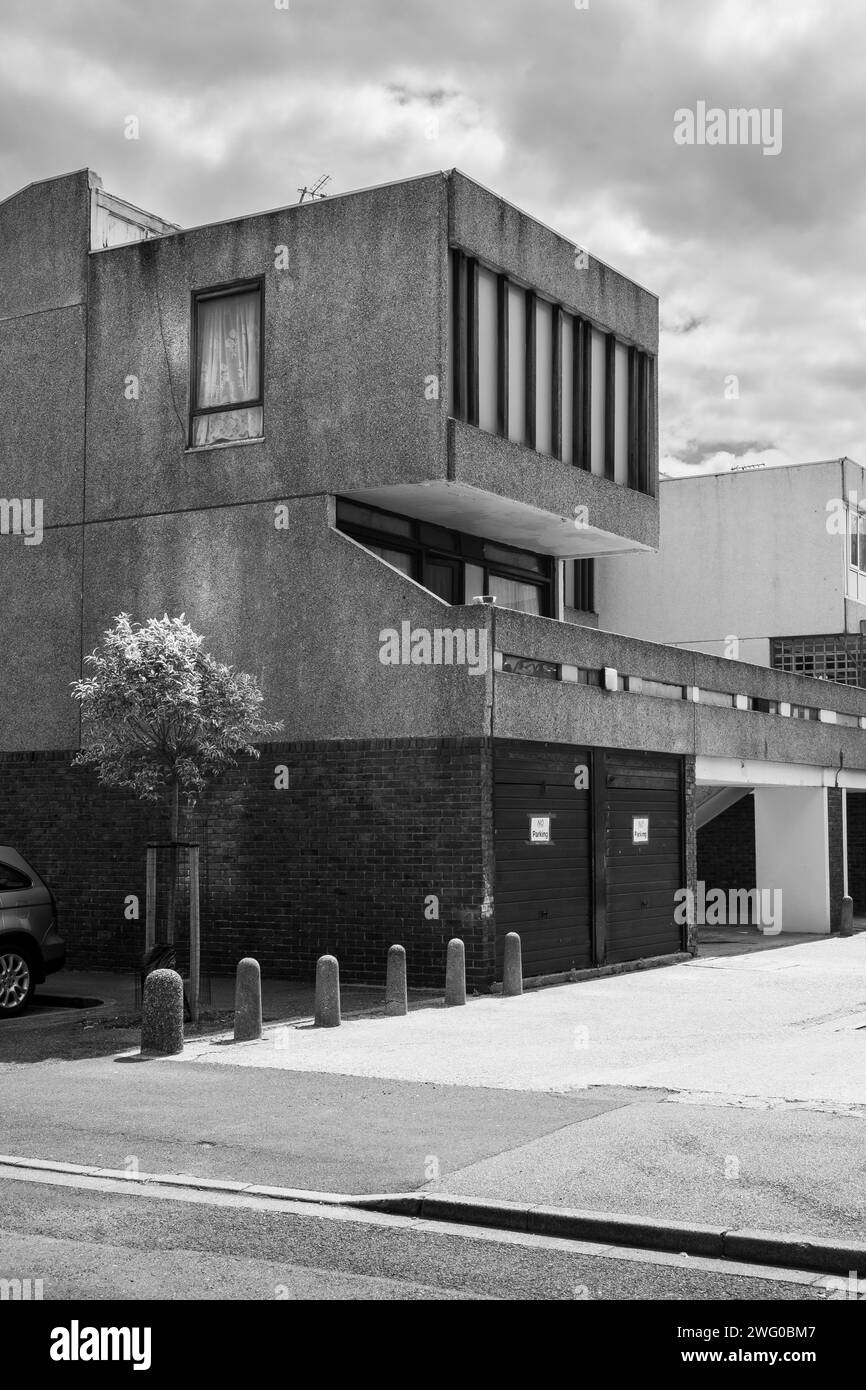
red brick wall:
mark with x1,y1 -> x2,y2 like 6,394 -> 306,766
0,739 -> 496,990
696,793 -> 756,901
846,791 -> 866,914
828,787 -> 845,932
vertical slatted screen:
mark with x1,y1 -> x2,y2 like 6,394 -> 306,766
450,248 -> 655,495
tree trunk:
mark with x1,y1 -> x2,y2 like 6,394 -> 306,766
166,780 -> 180,944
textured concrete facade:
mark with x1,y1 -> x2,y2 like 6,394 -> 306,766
2,165 -> 857,981
597,460 -> 866,658
1,166 -> 662,753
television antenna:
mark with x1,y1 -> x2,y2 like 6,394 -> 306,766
297,175 -> 332,204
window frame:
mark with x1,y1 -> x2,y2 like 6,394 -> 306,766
188,276 -> 265,446
0,862 -> 31,891
771,633 -> 863,687
848,507 -> 866,574
335,498 -> 553,615
449,247 -> 655,495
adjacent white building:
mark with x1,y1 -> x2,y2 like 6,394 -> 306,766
595,458 -> 866,681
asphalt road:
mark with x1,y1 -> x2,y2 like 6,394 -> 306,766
0,1171 -> 832,1301
1,1055 -> 864,1242
2,940 -> 864,1302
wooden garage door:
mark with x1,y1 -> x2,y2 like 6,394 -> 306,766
603,750 -> 684,964
494,742 -> 592,978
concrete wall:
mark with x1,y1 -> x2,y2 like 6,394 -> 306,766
596,463 -> 853,655
449,420 -> 659,556
85,173 -> 448,520
448,171 -> 659,554
449,171 -> 658,354
754,787 -> 831,933
490,607 -> 866,770
1,165 -> 661,754
80,495 -> 493,746
0,171 -> 95,750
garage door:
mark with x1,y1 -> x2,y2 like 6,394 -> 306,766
603,750 -> 684,964
493,741 -> 592,977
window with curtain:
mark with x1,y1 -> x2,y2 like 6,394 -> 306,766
191,283 -> 263,447
487,573 -> 543,614
364,543 -> 414,578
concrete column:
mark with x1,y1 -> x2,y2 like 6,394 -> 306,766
754,787 -> 831,934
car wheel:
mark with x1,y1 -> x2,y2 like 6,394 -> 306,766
0,948 -> 36,1017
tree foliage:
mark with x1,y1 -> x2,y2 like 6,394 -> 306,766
71,613 -> 282,812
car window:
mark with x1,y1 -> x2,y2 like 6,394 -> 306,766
0,863 -> 31,891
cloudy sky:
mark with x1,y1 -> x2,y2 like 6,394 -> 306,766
2,0 -> 863,476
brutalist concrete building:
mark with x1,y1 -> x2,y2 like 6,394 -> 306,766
2,167 -> 866,989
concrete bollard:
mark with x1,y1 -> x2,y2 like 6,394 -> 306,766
445,937 -> 466,1007
141,968 -> 184,1056
503,932 -> 523,997
314,954 -> 341,1027
840,895 -> 854,937
385,944 -> 408,1016
234,957 -> 263,1041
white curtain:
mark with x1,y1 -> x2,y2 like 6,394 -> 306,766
193,289 -> 263,446
488,575 -> 542,614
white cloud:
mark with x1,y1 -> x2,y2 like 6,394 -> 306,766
1,0 -> 864,471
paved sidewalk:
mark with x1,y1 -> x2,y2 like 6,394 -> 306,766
30,969 -> 435,1022
166,937 -> 866,1109
4,937 -> 866,1245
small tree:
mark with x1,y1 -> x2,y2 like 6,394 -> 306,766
71,613 -> 283,967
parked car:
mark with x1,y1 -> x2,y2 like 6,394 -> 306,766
0,848 -> 65,1017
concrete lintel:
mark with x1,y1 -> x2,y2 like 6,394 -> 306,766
696,755 -> 866,791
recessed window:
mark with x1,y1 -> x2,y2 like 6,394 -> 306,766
335,498 -> 553,615
486,574 -> 542,615
449,248 -> 655,496
772,634 -> 863,687
191,281 -> 263,447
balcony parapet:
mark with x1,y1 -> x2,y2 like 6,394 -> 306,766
482,607 -> 866,725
